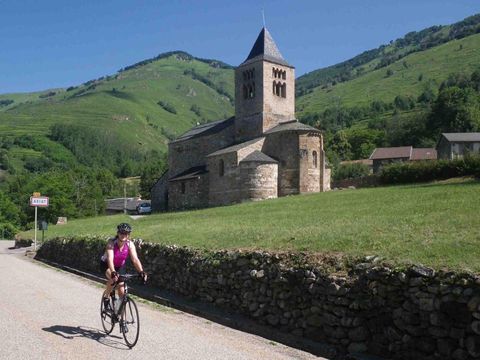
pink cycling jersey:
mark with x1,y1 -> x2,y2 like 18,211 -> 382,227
113,240 -> 129,268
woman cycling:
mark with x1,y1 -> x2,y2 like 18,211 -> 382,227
100,223 -> 147,310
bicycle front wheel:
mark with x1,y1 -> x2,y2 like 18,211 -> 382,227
121,297 -> 140,348
100,296 -> 115,334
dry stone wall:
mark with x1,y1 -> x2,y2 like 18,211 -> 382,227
37,237 -> 480,360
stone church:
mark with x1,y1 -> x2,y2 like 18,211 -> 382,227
151,27 -> 330,211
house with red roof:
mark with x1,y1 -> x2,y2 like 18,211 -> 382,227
369,146 -> 437,173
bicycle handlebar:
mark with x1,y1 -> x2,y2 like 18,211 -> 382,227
111,273 -> 145,286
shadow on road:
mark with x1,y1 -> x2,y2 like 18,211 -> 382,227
42,325 -> 128,350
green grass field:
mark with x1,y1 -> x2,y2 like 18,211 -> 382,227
21,178 -> 480,272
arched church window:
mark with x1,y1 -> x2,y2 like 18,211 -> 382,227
282,71 -> 286,80
281,83 -> 286,98
272,81 -> 276,95
313,151 -> 318,168
219,159 -> 225,177
249,83 -> 255,98
243,85 -> 248,99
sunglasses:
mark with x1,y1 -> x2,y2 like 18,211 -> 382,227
118,231 -> 130,235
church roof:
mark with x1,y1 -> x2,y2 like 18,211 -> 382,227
240,150 -> 277,164
264,120 -> 321,135
242,28 -> 292,68
169,165 -> 207,182
207,137 -> 265,157
171,117 -> 234,143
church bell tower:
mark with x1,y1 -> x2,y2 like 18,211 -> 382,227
234,28 -> 295,142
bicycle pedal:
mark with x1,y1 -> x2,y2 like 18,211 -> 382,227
120,321 -> 129,333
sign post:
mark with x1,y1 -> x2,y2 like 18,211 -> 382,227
30,193 -> 49,251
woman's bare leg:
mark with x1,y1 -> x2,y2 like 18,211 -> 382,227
103,269 -> 114,298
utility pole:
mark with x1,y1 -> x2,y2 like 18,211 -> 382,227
34,205 -> 37,250
123,180 -> 127,215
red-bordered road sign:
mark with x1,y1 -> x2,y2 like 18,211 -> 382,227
30,197 -> 49,207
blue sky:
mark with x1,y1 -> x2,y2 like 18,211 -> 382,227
1,0 -> 479,93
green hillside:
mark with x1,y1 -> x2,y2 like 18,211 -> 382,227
0,52 -> 234,175
19,178 -> 480,272
296,13 -> 480,97
297,33 -> 480,114
293,14 -> 480,165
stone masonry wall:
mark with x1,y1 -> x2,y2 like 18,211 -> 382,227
168,173 -> 209,211
37,237 -> 480,360
151,171 -> 169,212
234,59 -> 295,142
207,152 -> 241,206
239,162 -> 278,201
168,122 -> 234,179
299,133 -> 321,193
207,139 -> 265,207
262,132 -> 299,196
261,61 -> 295,128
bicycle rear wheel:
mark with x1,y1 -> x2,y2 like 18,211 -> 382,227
100,296 -> 115,334
120,297 -> 140,348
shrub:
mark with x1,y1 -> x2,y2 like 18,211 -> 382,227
39,91 -> 56,99
0,222 -> 18,239
0,99 -> 14,107
190,104 -> 201,117
334,163 -> 371,181
157,101 -> 177,114
380,155 -> 480,184
394,95 -> 415,110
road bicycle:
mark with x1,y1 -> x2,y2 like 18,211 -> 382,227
100,274 -> 141,348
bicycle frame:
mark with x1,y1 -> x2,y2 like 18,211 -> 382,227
110,274 -> 134,316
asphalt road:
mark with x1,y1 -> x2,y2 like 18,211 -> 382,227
0,241 -> 324,360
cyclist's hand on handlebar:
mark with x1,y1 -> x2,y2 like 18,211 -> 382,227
111,270 -> 119,283
139,271 -> 148,284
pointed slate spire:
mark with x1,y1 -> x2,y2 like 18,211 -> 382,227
243,28 -> 292,67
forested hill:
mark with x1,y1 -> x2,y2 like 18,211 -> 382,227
0,51 -> 235,177
295,13 -> 480,165
296,13 -> 480,96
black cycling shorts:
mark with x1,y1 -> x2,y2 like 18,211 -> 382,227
99,260 -> 126,275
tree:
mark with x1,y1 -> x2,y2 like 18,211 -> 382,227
471,70 -> 480,91
139,160 -> 167,199
428,86 -> 480,134
418,89 -> 436,103
120,161 -> 135,178
346,128 -> 385,159
330,130 -> 352,161
394,95 -> 415,110
0,191 -> 21,225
